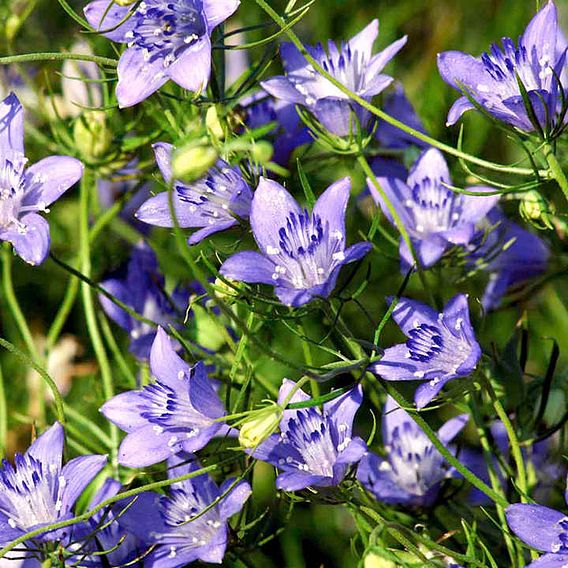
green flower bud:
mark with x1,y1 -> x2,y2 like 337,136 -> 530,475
171,144 -> 218,182
250,141 -> 274,165
363,553 -> 397,568
114,0 -> 136,5
73,111 -> 112,160
206,106 -> 225,141
519,190 -> 554,230
239,404 -> 283,449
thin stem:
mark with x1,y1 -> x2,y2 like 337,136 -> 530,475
78,171 -> 119,472
0,52 -> 117,67
543,141 -> 568,203
0,362 -> 6,453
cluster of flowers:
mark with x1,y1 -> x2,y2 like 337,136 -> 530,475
1,0 -> 567,567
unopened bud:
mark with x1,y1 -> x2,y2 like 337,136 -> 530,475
206,106 -> 225,140
250,141 -> 274,165
73,110 -> 112,159
213,277 -> 240,303
172,144 -> 218,182
239,404 -> 283,449
519,190 -> 554,230
363,553 -> 397,568
5,14 -> 21,42
114,0 -> 136,5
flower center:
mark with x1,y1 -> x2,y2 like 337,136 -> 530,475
0,455 -> 65,530
128,0 -> 207,66
407,178 -> 463,235
268,211 -> 345,289
0,154 -> 27,229
406,324 -> 444,361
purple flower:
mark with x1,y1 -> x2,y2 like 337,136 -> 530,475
506,475 -> 568,567
357,396 -> 468,507
0,422 -> 106,546
84,0 -> 240,107
368,148 -> 500,271
0,93 -> 83,265
369,294 -> 481,409
438,1 -> 568,135
261,20 -> 407,136
118,454 -> 251,566
241,90 -> 312,166
135,143 -> 253,245
251,379 -> 366,491
468,207 -> 550,310
100,327 -> 229,468
68,478 -> 143,567
220,177 -> 372,307
99,242 -> 190,359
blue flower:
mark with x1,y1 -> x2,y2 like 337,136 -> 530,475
100,327 -> 229,468
369,294 -> 481,409
220,177 -> 372,307
135,142 -> 253,245
117,455 -> 251,566
261,20 -> 407,136
357,396 -> 468,507
467,207 -> 550,310
438,1 -> 568,136
0,422 -> 106,546
251,379 -> 366,491
506,476 -> 568,567
368,148 -> 500,271
99,242 -> 190,359
0,93 -> 83,265
84,0 -> 240,107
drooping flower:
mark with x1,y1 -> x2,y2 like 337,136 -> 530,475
506,475 -> 568,567
0,422 -> 106,546
84,0 -> 241,107
99,242 -> 190,359
241,90 -> 312,166
467,207 -> 550,310
0,93 -> 83,265
135,142 -> 253,245
100,327 -> 229,468
369,294 -> 481,409
261,20 -> 407,137
250,379 -> 366,491
438,1 -> 568,135
118,454 -> 251,566
357,396 -> 468,507
368,148 -> 499,271
220,177 -> 372,307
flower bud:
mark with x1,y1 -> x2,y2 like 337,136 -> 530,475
73,110 -> 112,160
114,0 -> 136,5
206,106 -> 225,141
363,553 -> 397,568
239,404 -> 283,449
519,190 -> 554,230
171,144 -> 218,182
250,141 -> 274,165
213,277 -> 240,304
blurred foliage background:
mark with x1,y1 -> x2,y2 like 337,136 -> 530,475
1,1 -> 567,566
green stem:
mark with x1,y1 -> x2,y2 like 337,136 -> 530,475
78,171 -> 119,472
0,362 -> 6,453
254,0 -> 543,177
543,142 -> 568,203
0,52 -> 117,67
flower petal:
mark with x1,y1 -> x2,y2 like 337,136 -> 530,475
1,213 -> 50,266
168,38 -> 212,93
347,20 -> 379,60
59,454 -> 107,514
100,391 -> 147,433
276,471 -> 328,491
152,142 -> 174,184
116,47 -> 168,108
218,478 -> 252,520
28,422 -> 64,472
367,36 -> 408,77
313,177 -> 350,245
135,191 -> 203,228
524,554 -> 568,568
324,384 -> 362,434
149,327 -> 192,388
203,0 -> 240,29
437,414 -> 469,444
390,296 -> 440,336
414,376 -> 455,409
446,96 -> 475,126
521,1 -> 558,60
23,156 -> 83,208
506,504 -> 568,552
407,148 -> 451,188
118,425 -> 172,467
437,50 -> 489,92
220,251 -> 277,285
187,219 -> 236,245
250,177 -> 302,255
0,92 -> 24,154
83,0 -> 134,42
188,361 -> 225,419
260,76 -> 306,105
